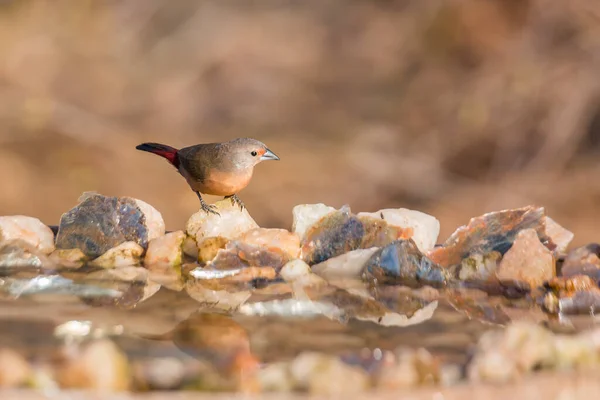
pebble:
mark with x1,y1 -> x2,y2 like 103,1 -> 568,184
0,239 -> 53,269
357,208 -> 440,252
49,248 -> 88,269
545,216 -> 574,254
291,203 -> 337,239
89,241 -> 144,268
0,215 -> 55,254
495,229 -> 555,288
238,228 -> 300,259
312,248 -> 379,281
55,193 -> 165,258
144,231 -> 185,290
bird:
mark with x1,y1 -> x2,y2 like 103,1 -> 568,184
135,138 -> 280,215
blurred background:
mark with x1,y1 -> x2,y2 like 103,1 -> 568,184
0,0 -> 599,245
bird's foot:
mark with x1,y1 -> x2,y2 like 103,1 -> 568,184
225,194 -> 245,211
196,192 -> 220,216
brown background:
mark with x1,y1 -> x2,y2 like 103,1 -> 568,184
0,0 -> 599,246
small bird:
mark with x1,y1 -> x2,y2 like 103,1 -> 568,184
136,138 -> 279,215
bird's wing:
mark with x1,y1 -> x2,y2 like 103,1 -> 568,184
177,143 -> 223,182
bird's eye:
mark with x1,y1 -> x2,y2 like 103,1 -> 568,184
251,151 -> 258,157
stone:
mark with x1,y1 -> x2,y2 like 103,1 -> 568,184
144,231 -> 185,290
186,199 -> 258,245
291,203 -> 337,239
458,251 -> 501,281
545,217 -> 574,254
0,240 -> 53,269
182,236 -> 199,259
56,339 -> 131,391
428,206 -> 546,269
238,228 -> 300,259
55,193 -> 165,258
375,347 -> 440,389
300,206 -> 365,265
133,357 -> 185,390
363,239 -> 451,287
495,229 -> 555,288
85,266 -> 161,304
0,348 -> 31,388
558,288 -> 600,314
312,248 -> 380,281
358,216 -> 409,249
185,281 -> 251,310
258,362 -> 293,392
206,241 -> 290,272
198,237 -> 230,264
289,352 -> 370,395
553,336 -> 600,369
560,243 -> 600,281
280,259 -> 327,288
49,248 -> 88,269
357,208 -> 440,252
468,322 -> 557,383
0,215 -> 55,254
89,241 -> 144,268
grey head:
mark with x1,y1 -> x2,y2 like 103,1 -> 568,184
224,137 -> 280,170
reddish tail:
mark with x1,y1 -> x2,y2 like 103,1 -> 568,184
136,142 -> 180,168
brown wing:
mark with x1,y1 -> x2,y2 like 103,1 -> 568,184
177,143 -> 224,183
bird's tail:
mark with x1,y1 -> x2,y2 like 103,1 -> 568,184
136,142 -> 180,167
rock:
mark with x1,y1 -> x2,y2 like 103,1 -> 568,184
144,231 -> 185,290
560,243 -> 600,281
468,322 -> 557,383
458,251 -> 501,281
357,208 -> 440,252
363,239 -> 451,287
0,348 -> 31,388
553,336 -> 600,369
312,248 -> 379,281
280,259 -> 327,288
557,288 -> 600,314
545,217 -> 574,254
198,237 -> 230,264
49,248 -> 88,269
428,206 -> 547,269
291,203 -> 337,239
132,198 -> 165,242
186,199 -> 258,246
89,241 -> 144,268
0,215 -> 55,254
258,362 -> 293,392
375,347 -> 440,389
300,206 -> 365,265
238,228 -> 300,258
55,193 -> 165,258
205,241 -> 290,272
358,216 -> 409,249
56,339 -> 131,391
495,229 -> 555,288
289,352 -> 370,395
0,240 -> 53,269
182,236 -> 199,259
133,357 -> 185,390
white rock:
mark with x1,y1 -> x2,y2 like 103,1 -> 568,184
144,231 -> 185,290
291,204 -> 337,239
186,199 -> 258,245
90,242 -> 144,268
49,248 -> 88,269
0,216 -> 55,254
545,216 -> 574,254
312,248 -> 379,280
357,208 -> 440,252
133,199 -> 166,242
290,352 -> 370,395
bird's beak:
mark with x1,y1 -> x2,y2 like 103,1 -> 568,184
260,148 -> 280,161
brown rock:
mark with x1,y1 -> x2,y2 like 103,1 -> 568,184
198,236 -> 230,264
238,228 -> 300,258
561,243 -> 600,281
545,217 -> 574,254
496,229 -> 555,288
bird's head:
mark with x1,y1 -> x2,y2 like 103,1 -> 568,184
227,138 -> 280,169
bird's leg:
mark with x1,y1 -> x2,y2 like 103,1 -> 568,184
225,194 -> 245,211
195,192 -> 220,216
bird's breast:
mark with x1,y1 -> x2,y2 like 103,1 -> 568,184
182,166 -> 254,196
